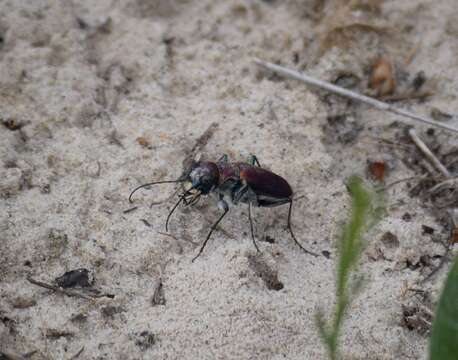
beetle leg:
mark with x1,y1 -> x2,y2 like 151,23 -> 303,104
192,198 -> 229,262
189,194 -> 201,206
181,189 -> 195,206
231,179 -> 259,205
186,190 -> 202,206
248,154 -> 262,167
232,184 -> 248,205
165,194 -> 187,232
287,199 -> 319,257
232,183 -> 246,204
218,154 -> 229,163
248,203 -> 260,252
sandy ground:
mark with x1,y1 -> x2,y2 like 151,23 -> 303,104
1,1 -> 457,359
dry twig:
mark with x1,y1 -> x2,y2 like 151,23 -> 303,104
69,346 -> 85,360
376,175 -> 437,193
0,351 -> 27,360
27,276 -> 113,300
123,206 -> 138,214
408,128 -> 451,178
27,276 -> 93,300
428,177 -> 458,194
254,59 -> 458,134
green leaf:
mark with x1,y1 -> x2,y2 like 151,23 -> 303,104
316,176 -> 379,360
429,255 -> 458,360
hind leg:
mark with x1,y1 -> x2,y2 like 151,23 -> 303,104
286,199 -> 319,257
192,197 -> 229,262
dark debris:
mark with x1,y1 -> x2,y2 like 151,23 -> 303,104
401,290 -> 433,336
380,231 -> 400,248
263,235 -> 275,244
247,254 -> 283,291
421,225 -> 435,235
133,331 -> 156,351
55,268 -> 94,288
101,305 -> 126,318
1,118 -> 24,131
411,71 -> 426,92
151,280 -> 166,306
323,114 -> 364,145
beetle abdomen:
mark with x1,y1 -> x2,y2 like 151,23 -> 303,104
238,163 -> 292,200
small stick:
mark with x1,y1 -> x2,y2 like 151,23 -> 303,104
27,276 -> 93,300
140,218 -> 152,227
22,351 -> 38,359
415,301 -> 435,318
0,351 -> 28,360
434,192 -> 458,209
27,276 -> 113,300
419,316 -> 432,327
253,59 -> 458,134
428,177 -> 458,194
408,128 -> 451,178
69,346 -> 85,360
123,206 -> 138,214
375,175 -> 436,192
418,157 -> 440,177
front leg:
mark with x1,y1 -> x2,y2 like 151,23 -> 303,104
192,195 -> 229,262
233,183 -> 261,253
232,181 -> 258,206
248,203 -> 260,252
232,182 -> 249,205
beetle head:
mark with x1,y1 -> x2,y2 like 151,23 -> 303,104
128,160 -> 220,233
128,160 -> 219,205
185,161 -> 219,195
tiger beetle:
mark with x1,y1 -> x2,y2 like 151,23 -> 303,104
129,154 -> 319,261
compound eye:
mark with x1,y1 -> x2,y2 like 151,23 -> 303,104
197,176 -> 213,194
